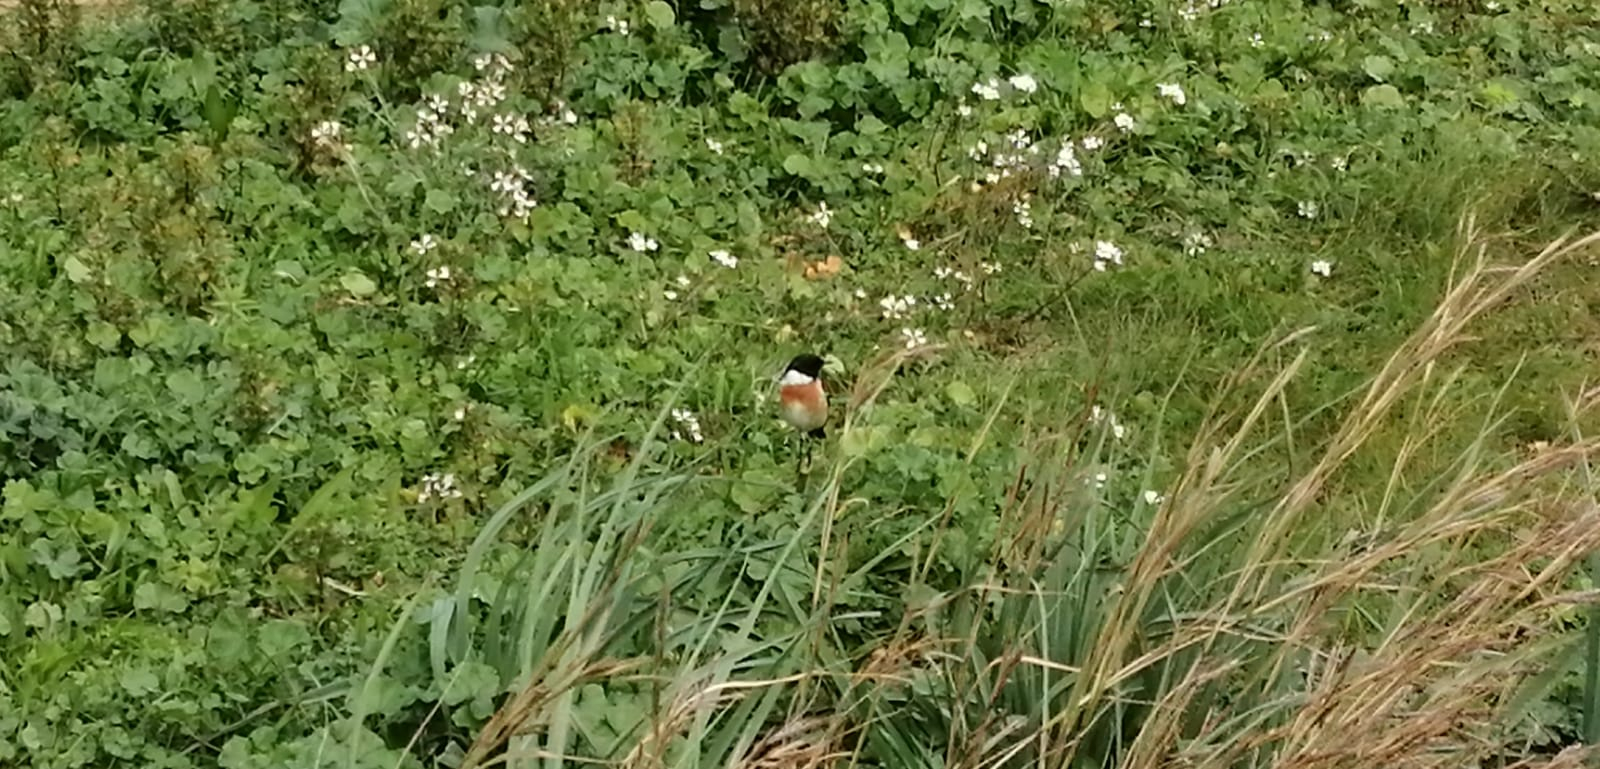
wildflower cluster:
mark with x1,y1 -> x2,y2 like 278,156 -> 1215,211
969,72 -> 1038,102
404,53 -> 515,149
489,166 -> 538,220
1177,0 -> 1232,22
663,274 -> 690,301
309,120 -> 350,154
1091,405 -> 1128,440
670,408 -> 703,443
626,232 -> 660,253
417,472 -> 462,502
1093,240 -> 1124,272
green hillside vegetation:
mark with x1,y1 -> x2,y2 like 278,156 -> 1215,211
4,0 -> 1600,766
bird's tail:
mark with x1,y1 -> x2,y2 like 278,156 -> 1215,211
808,426 -> 826,439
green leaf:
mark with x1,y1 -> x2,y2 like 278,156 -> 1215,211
730,471 -> 782,514
165,368 -> 207,405
23,601 -> 61,629
1361,84 -> 1405,108
62,256 -> 91,283
1080,80 -> 1112,118
258,618 -> 310,657
119,667 -> 160,696
782,153 -> 813,177
469,5 -> 512,52
441,660 -> 500,706
424,188 -> 459,214
946,381 -> 976,407
644,0 -> 675,29
86,322 -> 121,351
1362,55 -> 1394,82
841,425 -> 892,458
341,272 -> 378,297
133,582 -> 189,613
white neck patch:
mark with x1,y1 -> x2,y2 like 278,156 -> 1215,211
780,369 -> 815,387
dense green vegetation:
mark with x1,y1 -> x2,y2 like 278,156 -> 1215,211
4,0 -> 1600,766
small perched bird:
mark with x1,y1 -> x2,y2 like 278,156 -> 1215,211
778,353 -> 829,439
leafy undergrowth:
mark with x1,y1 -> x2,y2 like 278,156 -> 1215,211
2,0 -> 1600,766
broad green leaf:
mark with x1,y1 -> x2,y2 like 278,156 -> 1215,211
946,381 -> 976,406
1080,80 -> 1112,118
782,153 -> 813,176
341,272 -> 378,297
1363,55 -> 1394,82
644,0 -> 675,29
424,188 -> 458,214
1361,84 -> 1405,108
63,256 -> 91,283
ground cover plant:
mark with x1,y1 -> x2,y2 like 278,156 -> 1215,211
4,0 -> 1600,766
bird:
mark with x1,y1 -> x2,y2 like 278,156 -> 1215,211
778,353 -> 829,477
778,353 -> 829,439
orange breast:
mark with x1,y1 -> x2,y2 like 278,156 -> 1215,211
779,381 -> 827,430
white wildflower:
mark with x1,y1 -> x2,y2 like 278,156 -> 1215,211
1182,231 -> 1213,256
1093,240 -> 1124,271
670,408 -> 704,443
1014,198 -> 1033,228
309,120 -> 351,154
417,472 -> 462,502
605,15 -> 631,35
1250,33 -> 1264,47
1113,112 -> 1136,133
410,234 -> 439,255
879,294 -> 917,320
1143,490 -> 1165,505
626,232 -> 660,253
492,113 -> 530,143
424,265 -> 452,288
1157,82 -> 1187,106
900,327 -> 928,349
345,45 -> 377,72
971,77 -> 1002,101
956,102 -> 973,117
706,137 -> 725,155
1081,135 -> 1104,151
1310,259 -> 1333,277
1008,73 -> 1038,94
1298,201 -> 1319,219
862,162 -> 885,175
709,249 -> 738,269
808,202 -> 833,229
1050,142 -> 1083,178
